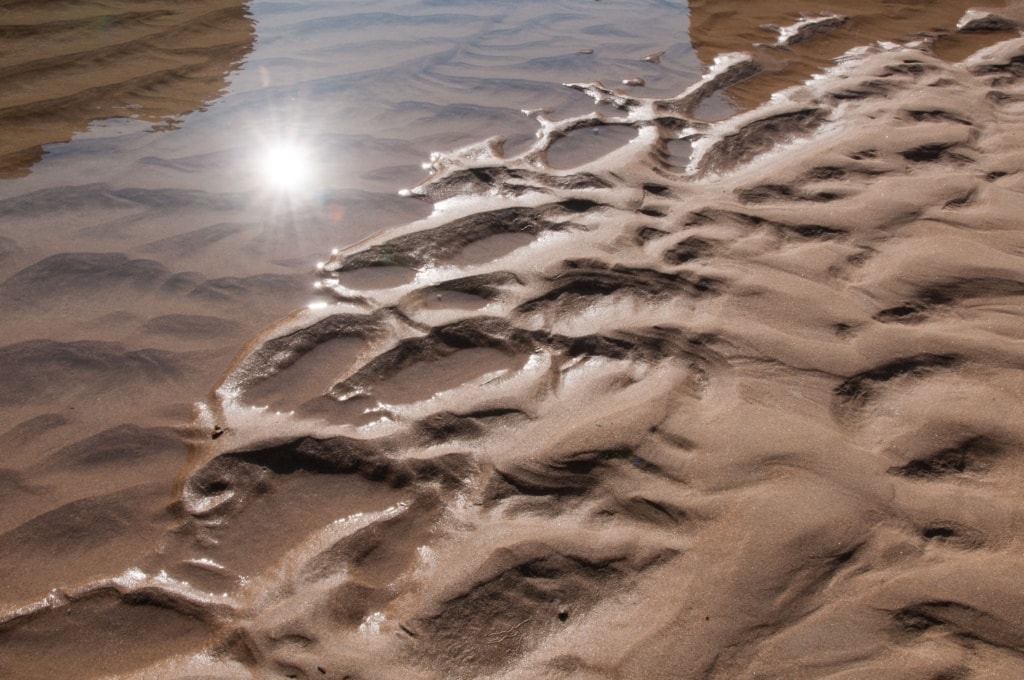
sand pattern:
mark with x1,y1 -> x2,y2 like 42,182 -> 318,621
44,28 -> 1024,680
2,4 -> 1024,680
0,0 -> 255,178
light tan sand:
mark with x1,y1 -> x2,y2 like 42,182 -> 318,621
2,2 -> 1024,679
687,0 -> 1020,108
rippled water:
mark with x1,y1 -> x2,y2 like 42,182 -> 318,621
3,0 -> 711,226
0,0 -> 712,546
0,1 -> 1016,677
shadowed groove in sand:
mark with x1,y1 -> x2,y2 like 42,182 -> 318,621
5,7 -> 1024,680
167,29 -> 1024,679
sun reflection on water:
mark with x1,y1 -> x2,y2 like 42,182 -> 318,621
261,142 -> 314,192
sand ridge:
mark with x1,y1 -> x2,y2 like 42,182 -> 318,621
2,3 -> 1024,679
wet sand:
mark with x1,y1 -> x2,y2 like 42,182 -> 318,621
2,1 -> 1024,678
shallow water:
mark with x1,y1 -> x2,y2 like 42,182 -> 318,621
0,0 -> 712,615
0,1 -> 1020,678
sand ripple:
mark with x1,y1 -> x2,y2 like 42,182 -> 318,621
59,26 -> 1024,680
3,4 -> 1024,679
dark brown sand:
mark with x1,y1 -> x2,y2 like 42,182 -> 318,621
2,2 -> 1024,679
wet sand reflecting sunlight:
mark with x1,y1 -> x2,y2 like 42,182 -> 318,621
2,1 -> 1024,677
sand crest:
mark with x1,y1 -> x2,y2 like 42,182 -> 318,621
2,3 -> 1024,679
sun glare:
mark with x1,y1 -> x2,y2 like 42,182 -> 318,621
262,143 -> 312,191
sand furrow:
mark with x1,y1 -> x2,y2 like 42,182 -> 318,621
2,3 -> 1024,679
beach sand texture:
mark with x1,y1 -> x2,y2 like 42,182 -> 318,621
2,1 -> 1024,678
